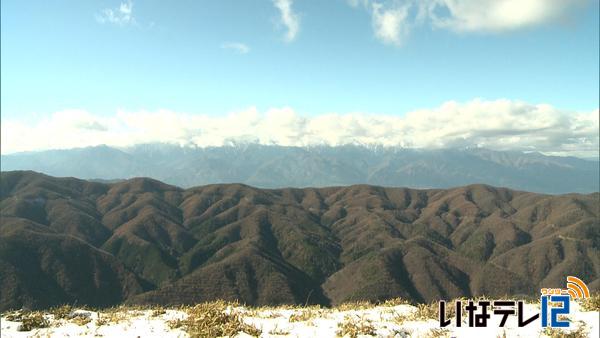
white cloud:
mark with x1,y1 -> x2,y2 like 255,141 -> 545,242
371,2 -> 411,46
272,0 -> 300,42
1,100 -> 598,158
96,0 -> 135,26
426,0 -> 586,32
221,42 -> 250,54
352,0 -> 587,46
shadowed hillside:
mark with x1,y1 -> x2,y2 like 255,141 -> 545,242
0,171 -> 598,311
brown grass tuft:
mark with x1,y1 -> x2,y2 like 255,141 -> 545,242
578,294 -> 600,312
288,309 -> 318,322
168,301 -> 261,338
16,312 -> 50,331
49,305 -> 74,320
336,300 -> 374,311
336,315 -> 376,338
380,298 -> 411,307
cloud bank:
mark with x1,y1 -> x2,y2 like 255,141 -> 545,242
350,0 -> 587,46
2,99 -> 598,158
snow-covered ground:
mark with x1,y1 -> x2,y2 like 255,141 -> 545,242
1,301 -> 598,337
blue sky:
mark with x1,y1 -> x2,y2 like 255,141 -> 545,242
1,1 -> 599,156
1,0 -> 598,118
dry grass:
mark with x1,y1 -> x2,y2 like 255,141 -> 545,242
413,302 -> 438,320
268,324 -> 290,335
542,321 -> 589,338
336,315 -> 376,338
427,328 -> 451,337
70,314 -> 92,326
288,309 -> 319,322
5,310 -> 30,322
578,294 -> 600,312
16,312 -> 50,331
94,309 -> 127,325
48,305 -> 74,320
394,301 -> 440,325
336,300 -> 374,311
151,307 -> 167,317
3,295 -> 595,336
253,311 -> 284,319
5,310 -> 51,331
167,301 -> 261,338
379,298 -> 411,307
95,316 -> 110,326
244,304 -> 323,319
91,304 -> 157,324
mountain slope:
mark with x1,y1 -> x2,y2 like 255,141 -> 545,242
0,171 -> 598,311
2,144 -> 598,194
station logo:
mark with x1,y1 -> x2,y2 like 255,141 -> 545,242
439,276 -> 590,328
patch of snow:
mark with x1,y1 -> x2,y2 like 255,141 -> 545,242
1,302 -> 598,337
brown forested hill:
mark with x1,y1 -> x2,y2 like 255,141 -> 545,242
0,171 -> 598,310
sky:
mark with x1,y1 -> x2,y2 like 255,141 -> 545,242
1,0 -> 599,156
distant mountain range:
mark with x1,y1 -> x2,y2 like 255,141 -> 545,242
1,144 -> 598,194
1,171 -> 598,310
